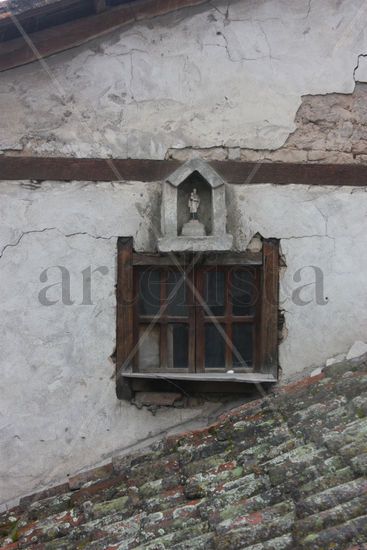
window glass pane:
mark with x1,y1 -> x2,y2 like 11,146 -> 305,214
232,324 -> 253,368
138,325 -> 160,370
166,270 -> 188,317
232,269 -> 256,316
204,270 -> 225,316
205,323 -> 225,368
167,324 -> 188,368
138,269 -> 160,315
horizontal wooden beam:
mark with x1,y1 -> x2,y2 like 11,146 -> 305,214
0,0 -> 208,72
132,251 -> 262,265
0,157 -> 181,182
0,156 -> 367,186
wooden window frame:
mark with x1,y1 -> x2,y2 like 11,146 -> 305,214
116,238 -> 279,397
132,264 -> 196,374
194,265 -> 261,373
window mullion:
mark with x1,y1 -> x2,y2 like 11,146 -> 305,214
254,267 -> 261,371
194,266 -> 205,373
225,267 -> 232,370
159,269 -> 168,370
187,261 -> 197,373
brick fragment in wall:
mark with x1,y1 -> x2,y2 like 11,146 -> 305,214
169,83 -> 367,164
285,84 -> 367,156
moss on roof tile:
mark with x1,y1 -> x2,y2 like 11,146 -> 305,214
1,355 -> 367,549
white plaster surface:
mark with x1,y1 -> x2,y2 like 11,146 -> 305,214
346,341 -> 367,360
1,0 -> 367,157
0,180 -> 219,507
227,183 -> 367,374
0,181 -> 366,506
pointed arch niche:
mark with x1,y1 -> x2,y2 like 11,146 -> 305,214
158,159 -> 233,252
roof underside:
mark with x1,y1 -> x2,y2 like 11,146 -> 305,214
0,0 -> 204,42
1,354 -> 367,548
0,0 -> 136,41
0,0 -> 208,72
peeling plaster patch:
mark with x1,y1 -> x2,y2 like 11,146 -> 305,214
168,82 -> 367,164
278,309 -> 288,344
353,54 -> 367,83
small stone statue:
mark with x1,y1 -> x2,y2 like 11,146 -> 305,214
181,187 -> 205,237
188,188 -> 200,219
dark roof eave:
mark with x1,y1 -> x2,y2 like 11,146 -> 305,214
0,0 -> 207,71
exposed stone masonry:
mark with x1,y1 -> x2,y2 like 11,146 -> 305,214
1,355 -> 366,549
167,84 -> 367,165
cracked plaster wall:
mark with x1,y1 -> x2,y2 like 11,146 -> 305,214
0,180 -> 222,508
0,180 -> 366,506
2,0 -> 367,157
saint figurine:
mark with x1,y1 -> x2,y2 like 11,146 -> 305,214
188,188 -> 200,220
181,187 -> 205,236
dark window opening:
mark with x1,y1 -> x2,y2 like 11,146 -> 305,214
133,265 -> 260,373
116,238 -> 279,398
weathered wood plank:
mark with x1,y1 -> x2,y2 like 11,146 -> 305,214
132,251 -> 262,266
130,378 -> 271,393
0,157 -> 180,182
0,0 -> 208,72
1,156 -> 367,185
259,239 -> 279,376
116,236 -> 134,399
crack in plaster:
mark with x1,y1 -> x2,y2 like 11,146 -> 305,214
209,0 -> 229,20
216,27 -> 272,63
0,228 -> 118,260
63,231 -> 118,241
313,204 -> 329,236
258,22 -> 273,61
303,0 -> 312,20
0,228 -> 57,259
281,234 -> 335,241
207,2 -> 276,63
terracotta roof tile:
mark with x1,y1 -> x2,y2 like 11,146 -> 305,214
1,355 -> 366,549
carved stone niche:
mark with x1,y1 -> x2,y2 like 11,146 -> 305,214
158,159 -> 233,252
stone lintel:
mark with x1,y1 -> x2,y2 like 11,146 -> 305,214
157,234 -> 233,252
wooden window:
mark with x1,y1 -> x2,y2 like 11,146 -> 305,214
134,266 -> 195,372
116,239 -> 279,395
195,266 -> 260,372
